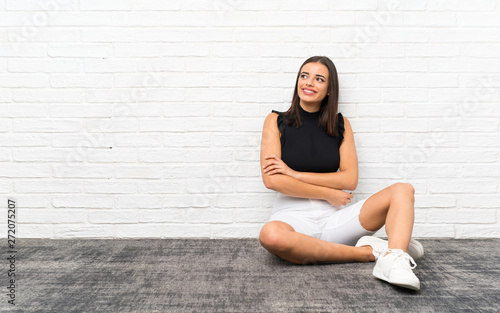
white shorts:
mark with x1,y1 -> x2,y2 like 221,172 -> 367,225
269,193 -> 375,246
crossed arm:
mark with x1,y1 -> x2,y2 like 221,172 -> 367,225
260,113 -> 359,207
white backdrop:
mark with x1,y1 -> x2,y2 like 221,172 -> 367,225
1,0 -> 499,238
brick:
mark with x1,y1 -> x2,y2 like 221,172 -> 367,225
86,149 -> 138,163
18,224 -> 54,238
13,119 -> 83,132
340,89 -> 381,104
411,224 -> 455,237
9,58 -> 82,73
163,224 -> 211,238
428,179 -> 497,194
357,74 -> 406,88
234,207 -> 271,223
48,44 -> 112,58
13,89 -> 82,103
14,180 -> 81,193
163,165 -> 211,179
181,118 -> 231,132
212,133 -> 260,147
0,74 -> 48,87
54,225 -> 115,238
211,224 -> 260,238
0,133 -> 50,147
1,104 -> 48,117
112,12 -> 208,27
115,134 -> 162,147
427,0 -> 496,11
52,165 -> 113,179
115,103 -> 162,118
137,181 -> 185,194
0,89 -> 12,103
0,180 -> 13,193
380,118 -> 428,132
115,195 -> 163,209
0,43 -> 46,57
355,134 -> 404,147
457,13 -> 500,26
0,119 -> 11,132
84,59 -> 136,73
163,102 -> 211,117
13,149 -> 83,162
428,209 -> 496,224
429,118 -> 498,132
139,118 -> 186,132
164,195 -> 210,208
115,166 -> 163,179
50,74 -> 114,88
47,12 -> 111,26
0,164 -> 49,178
405,103 -> 459,117
80,0 -> 131,11
455,225 -> 500,238
50,104 -> 113,118
185,58 -> 232,72
184,149 -> 233,163
139,149 -> 186,163
86,119 -> 138,132
186,208 -> 233,223
115,224 -> 164,238
52,195 -> 113,209
458,195 -> 500,209
138,209 -> 185,223
6,0 -> 78,10
133,0 -> 180,11
186,177 -> 237,194
402,12 -> 455,26
164,133 -> 210,147
415,195 -> 457,208
51,134 -> 114,148
306,12 -> 355,26
85,181 -> 137,194
8,195 -> 50,208
232,118 -> 265,132
20,209 -> 86,223
88,210 -> 138,224
214,194 -> 259,208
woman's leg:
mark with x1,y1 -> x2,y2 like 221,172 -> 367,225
259,221 -> 374,264
358,182 -> 415,251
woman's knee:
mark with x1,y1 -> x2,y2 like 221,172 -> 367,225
259,222 -> 293,253
391,182 -> 415,199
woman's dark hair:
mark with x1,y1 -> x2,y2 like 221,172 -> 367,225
284,56 -> 340,137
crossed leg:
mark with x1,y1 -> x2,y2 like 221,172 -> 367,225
259,183 -> 415,264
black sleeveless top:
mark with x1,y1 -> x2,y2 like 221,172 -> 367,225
272,106 -> 345,173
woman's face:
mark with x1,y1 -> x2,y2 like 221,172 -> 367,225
297,62 -> 330,106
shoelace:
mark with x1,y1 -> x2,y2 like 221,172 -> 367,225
387,249 -> 417,269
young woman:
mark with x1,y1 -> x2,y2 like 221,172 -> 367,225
259,56 -> 424,291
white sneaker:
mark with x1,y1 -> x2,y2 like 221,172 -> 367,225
355,236 -> 424,260
373,249 -> 420,291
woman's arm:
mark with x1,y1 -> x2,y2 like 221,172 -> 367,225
263,116 -> 359,191
260,113 -> 354,206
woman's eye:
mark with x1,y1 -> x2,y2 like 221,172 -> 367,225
317,78 -> 324,82
301,74 -> 308,79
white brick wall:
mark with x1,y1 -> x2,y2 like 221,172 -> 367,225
1,0 -> 499,239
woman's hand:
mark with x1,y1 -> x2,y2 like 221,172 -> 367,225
324,188 -> 353,207
262,155 -> 298,179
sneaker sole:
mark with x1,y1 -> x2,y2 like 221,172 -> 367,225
407,239 -> 424,260
373,267 -> 420,291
